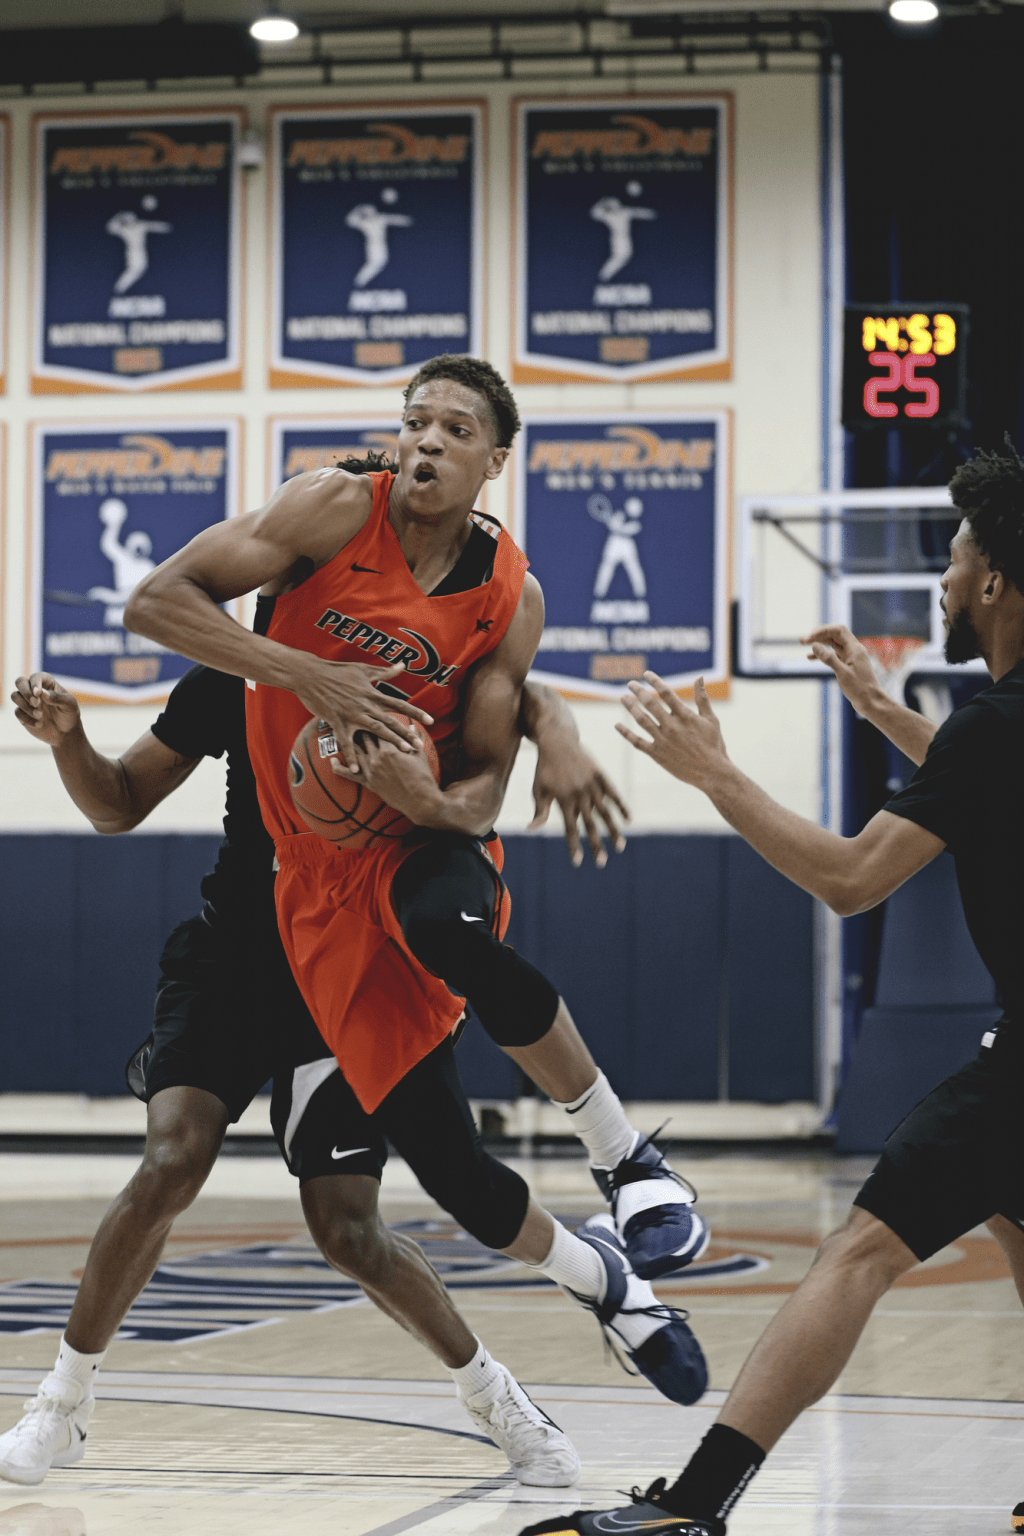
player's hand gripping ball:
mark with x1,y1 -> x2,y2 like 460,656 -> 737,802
288,714 -> 440,850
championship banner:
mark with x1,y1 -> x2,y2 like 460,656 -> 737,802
270,417 -> 400,491
515,413 -> 730,700
30,422 -> 239,703
33,111 -> 243,394
270,103 -> 483,388
514,96 -> 731,384
0,116 -> 8,393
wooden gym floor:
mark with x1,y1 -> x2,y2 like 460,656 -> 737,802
0,1147 -> 1021,1535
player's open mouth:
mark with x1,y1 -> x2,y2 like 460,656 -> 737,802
413,464 -> 438,485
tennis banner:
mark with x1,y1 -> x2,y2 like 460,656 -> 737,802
271,418 -> 400,490
270,103 -> 484,388
514,96 -> 731,384
33,111 -> 243,394
515,412 -> 730,699
30,422 -> 239,703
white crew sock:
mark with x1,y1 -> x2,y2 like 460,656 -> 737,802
448,1338 -> 502,1399
528,1220 -> 606,1301
553,1072 -> 638,1170
42,1336 -> 105,1403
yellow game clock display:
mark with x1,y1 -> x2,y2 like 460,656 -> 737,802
842,303 -> 968,429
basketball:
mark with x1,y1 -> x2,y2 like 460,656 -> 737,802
288,713 -> 440,851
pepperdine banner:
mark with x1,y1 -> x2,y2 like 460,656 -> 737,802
270,418 -> 400,490
514,96 -> 731,384
270,103 -> 484,387
33,111 -> 243,393
0,115 -> 8,392
515,413 -> 730,700
30,422 -> 239,703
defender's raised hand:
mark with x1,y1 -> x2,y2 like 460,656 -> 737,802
11,672 -> 81,747
529,739 -> 630,869
616,671 -> 729,787
801,624 -> 881,715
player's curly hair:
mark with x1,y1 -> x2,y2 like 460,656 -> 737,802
948,436 -> 1024,592
336,449 -> 397,475
402,354 -> 521,449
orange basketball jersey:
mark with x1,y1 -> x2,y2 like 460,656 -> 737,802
246,470 -> 528,1111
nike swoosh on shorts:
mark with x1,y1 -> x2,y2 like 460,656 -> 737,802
460,911 -> 484,922
331,1146 -> 372,1161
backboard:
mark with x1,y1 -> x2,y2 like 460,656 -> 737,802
737,487 -> 987,680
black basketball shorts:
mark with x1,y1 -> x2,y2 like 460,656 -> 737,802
853,1019 -> 1024,1260
127,910 -> 386,1184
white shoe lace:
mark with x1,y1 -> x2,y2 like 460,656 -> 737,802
7,1393 -> 70,1450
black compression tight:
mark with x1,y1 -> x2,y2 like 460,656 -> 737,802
392,834 -> 560,1050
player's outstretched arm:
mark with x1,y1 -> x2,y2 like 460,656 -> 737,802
10,672 -> 199,834
617,671 -> 944,915
336,576 -> 545,836
124,470 -> 432,760
802,624 -> 937,766
519,681 -> 630,868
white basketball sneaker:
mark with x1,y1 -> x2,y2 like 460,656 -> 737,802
0,1376 -> 94,1485
458,1364 -> 581,1487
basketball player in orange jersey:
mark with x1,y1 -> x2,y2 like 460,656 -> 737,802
125,355 -> 709,1409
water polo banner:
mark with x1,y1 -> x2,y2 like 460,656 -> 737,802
271,102 -> 483,387
514,96 -> 731,384
271,418 -> 401,490
515,412 -> 730,700
33,110 -> 243,394
31,422 -> 239,703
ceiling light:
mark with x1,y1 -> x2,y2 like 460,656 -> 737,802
250,15 -> 299,42
889,0 -> 938,21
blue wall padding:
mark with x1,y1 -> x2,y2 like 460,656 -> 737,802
873,852 -> 995,1006
0,832 -> 815,1104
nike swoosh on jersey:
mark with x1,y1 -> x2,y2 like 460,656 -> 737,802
351,562 -> 382,574
331,1145 -> 373,1160
460,911 -> 484,922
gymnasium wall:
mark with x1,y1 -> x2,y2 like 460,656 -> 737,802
0,67 -> 825,1101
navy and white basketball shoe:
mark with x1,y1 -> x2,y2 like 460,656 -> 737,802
563,1217 -> 707,1408
517,1479 -> 726,1534
593,1133 -> 710,1280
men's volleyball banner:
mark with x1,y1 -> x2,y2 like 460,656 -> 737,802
31,422 -> 238,703
271,103 -> 483,388
514,96 -> 731,384
33,111 -> 243,394
272,418 -> 400,489
516,413 -> 730,699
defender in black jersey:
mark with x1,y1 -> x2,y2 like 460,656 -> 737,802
517,447 -> 1024,1536
1,661 -> 626,1490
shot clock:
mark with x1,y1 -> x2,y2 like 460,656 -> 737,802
842,303 -> 969,430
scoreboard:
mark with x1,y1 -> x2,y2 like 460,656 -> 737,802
842,303 -> 968,429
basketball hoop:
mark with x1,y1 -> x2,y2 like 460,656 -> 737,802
860,634 -> 927,700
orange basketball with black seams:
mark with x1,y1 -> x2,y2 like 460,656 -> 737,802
288,714 -> 440,851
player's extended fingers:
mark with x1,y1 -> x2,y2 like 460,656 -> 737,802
806,640 -> 842,670
366,663 -> 434,731
800,623 -> 854,648
528,788 -> 554,830
578,802 -> 608,868
560,804 -> 584,868
693,676 -> 715,718
620,690 -> 661,734
641,670 -> 686,717
335,725 -> 362,774
627,679 -> 671,723
366,711 -> 417,754
597,773 -> 631,825
615,720 -> 654,754
592,788 -> 627,852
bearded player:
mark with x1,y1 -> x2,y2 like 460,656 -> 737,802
124,356 -> 709,1411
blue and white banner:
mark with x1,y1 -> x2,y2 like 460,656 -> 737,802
270,417 -> 400,491
271,104 -> 483,387
515,413 -> 730,699
33,111 -> 243,393
515,96 -> 730,384
30,422 -> 239,703
0,115 -> 8,392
